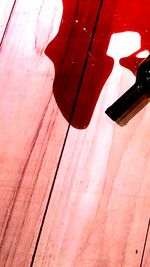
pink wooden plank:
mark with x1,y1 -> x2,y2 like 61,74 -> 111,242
0,0 -> 68,266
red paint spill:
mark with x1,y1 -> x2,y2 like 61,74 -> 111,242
45,0 -> 149,129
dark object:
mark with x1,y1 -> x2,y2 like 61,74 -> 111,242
105,55 -> 150,121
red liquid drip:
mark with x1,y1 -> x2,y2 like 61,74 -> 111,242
45,0 -> 149,129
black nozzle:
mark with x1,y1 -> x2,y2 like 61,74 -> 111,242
105,55 -> 150,121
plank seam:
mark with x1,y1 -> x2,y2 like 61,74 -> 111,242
0,0 -> 17,48
139,218 -> 150,267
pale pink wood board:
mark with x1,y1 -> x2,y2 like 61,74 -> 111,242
0,0 -> 68,266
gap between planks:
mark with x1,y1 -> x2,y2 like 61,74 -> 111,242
0,0 -> 17,46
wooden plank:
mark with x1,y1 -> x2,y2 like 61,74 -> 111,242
0,0 -> 67,266
32,0 -> 150,266
0,0 -> 16,44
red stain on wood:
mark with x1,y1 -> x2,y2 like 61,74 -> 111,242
45,0 -> 103,129
45,0 -> 150,129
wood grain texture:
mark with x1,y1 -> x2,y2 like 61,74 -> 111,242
0,0 -> 68,266
32,0 -> 150,266
32,67 -> 150,267
0,0 -> 16,44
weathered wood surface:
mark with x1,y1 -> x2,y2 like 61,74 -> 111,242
0,0 -> 150,266
0,0 -> 68,266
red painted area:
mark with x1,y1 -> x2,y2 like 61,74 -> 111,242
45,0 -> 149,129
